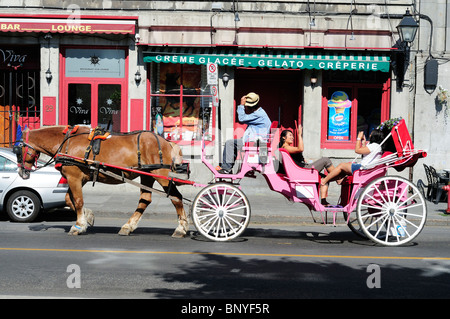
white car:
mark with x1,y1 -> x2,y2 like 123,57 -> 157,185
0,148 -> 69,222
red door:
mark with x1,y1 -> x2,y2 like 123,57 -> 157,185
61,80 -> 125,132
59,46 -> 128,132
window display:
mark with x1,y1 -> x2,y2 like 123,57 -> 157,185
150,63 -> 213,142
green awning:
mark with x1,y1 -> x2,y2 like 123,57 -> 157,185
143,47 -> 391,72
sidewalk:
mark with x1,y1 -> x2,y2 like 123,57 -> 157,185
81,175 -> 450,227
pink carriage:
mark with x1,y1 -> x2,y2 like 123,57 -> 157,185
192,119 -> 428,246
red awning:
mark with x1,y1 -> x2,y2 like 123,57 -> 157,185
0,18 -> 136,34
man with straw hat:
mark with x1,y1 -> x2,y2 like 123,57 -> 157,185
217,92 -> 271,174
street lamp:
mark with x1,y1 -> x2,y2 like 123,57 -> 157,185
393,9 -> 419,90
396,9 -> 419,44
45,68 -> 52,83
134,70 -> 141,85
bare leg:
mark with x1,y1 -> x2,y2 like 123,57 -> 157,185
320,183 -> 328,201
322,162 -> 352,185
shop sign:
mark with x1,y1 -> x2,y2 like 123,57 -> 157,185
0,18 -> 135,34
144,50 -> 391,72
327,91 -> 352,140
0,46 -> 40,69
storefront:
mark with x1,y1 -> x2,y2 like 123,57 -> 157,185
0,14 -> 138,145
0,45 -> 40,146
143,46 -> 392,153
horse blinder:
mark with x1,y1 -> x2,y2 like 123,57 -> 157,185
14,141 -> 39,179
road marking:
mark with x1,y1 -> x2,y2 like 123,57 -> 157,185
0,247 -> 449,261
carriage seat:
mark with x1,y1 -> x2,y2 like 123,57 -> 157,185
277,148 -> 320,183
242,121 -> 278,148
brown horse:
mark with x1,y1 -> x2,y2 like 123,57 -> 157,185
13,125 -> 189,237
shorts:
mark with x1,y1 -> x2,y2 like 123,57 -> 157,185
305,157 -> 333,172
351,163 -> 361,174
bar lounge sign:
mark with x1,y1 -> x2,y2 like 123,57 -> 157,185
0,18 -> 135,34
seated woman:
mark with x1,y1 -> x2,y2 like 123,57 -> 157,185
278,126 -> 335,205
320,129 -> 385,202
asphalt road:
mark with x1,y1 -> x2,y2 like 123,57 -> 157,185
1,214 -> 449,303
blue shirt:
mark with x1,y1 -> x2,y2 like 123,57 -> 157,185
237,104 -> 271,142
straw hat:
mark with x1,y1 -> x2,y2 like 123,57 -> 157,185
244,92 -> 260,107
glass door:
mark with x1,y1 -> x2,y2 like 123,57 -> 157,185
97,84 -> 121,132
68,83 -> 91,126
65,82 -> 122,132
60,47 -> 128,132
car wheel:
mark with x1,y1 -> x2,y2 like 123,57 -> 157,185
6,190 -> 41,222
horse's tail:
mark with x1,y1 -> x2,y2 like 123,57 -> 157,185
169,142 -> 190,181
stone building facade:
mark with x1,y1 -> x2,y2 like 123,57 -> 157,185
0,0 -> 448,186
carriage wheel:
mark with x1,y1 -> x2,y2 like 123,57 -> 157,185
356,176 -> 427,246
192,183 -> 251,241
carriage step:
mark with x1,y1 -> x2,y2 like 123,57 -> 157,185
322,205 -> 346,212
323,206 -> 347,213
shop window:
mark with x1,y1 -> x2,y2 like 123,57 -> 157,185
321,77 -> 390,149
149,63 -> 213,143
97,84 -> 121,132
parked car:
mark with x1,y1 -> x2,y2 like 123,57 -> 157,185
0,147 -> 69,222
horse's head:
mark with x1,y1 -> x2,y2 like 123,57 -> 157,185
13,128 -> 40,180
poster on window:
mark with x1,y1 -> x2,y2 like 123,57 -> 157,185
328,91 -> 352,140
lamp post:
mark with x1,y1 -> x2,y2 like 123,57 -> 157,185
394,9 -> 419,90
396,9 -> 419,45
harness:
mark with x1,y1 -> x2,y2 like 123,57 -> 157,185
136,131 -> 171,171
84,126 -> 111,161
13,130 -> 39,172
16,126 -> 189,184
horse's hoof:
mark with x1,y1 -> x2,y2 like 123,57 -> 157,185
171,230 -> 187,238
118,226 -> 131,236
68,224 -> 87,235
68,225 -> 82,235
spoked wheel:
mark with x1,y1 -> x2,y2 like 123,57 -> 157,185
356,176 -> 427,246
192,183 -> 251,241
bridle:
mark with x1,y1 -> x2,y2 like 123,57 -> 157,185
13,130 -> 40,174
13,126 -> 89,178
